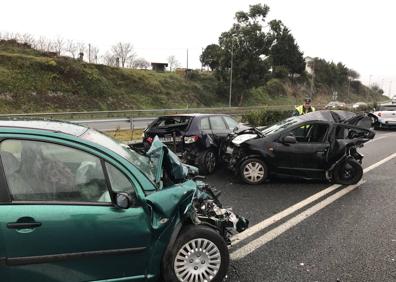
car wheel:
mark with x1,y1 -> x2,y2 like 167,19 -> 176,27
239,158 -> 268,185
162,225 -> 229,282
333,159 -> 363,185
197,149 -> 217,175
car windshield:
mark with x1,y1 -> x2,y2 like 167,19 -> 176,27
261,116 -> 301,136
80,129 -> 156,183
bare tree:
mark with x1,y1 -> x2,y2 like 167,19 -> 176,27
131,57 -> 150,69
45,39 -> 54,52
53,37 -> 65,55
35,36 -> 47,51
18,33 -> 35,46
111,42 -> 136,68
65,40 -> 78,58
88,44 -> 100,64
102,52 -> 117,66
167,55 -> 180,71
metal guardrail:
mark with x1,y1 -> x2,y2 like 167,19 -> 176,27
0,105 -> 296,120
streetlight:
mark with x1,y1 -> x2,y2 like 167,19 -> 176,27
229,26 -> 239,107
229,39 -> 234,108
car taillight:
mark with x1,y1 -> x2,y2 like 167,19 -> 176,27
378,112 -> 382,117
146,137 -> 153,144
184,135 -> 199,144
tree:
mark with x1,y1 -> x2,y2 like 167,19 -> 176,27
131,57 -> 150,69
200,44 -> 222,70
35,36 -> 47,51
268,20 -> 305,76
88,44 -> 100,63
111,42 -> 136,68
202,4 -> 273,105
167,55 -> 180,71
102,52 -> 117,66
53,37 -> 65,55
347,68 -> 360,80
66,40 -> 78,58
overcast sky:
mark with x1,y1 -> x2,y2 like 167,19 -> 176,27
1,0 -> 395,96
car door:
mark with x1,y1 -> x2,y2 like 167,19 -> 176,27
271,122 -> 330,178
0,138 -> 152,282
209,116 -> 231,147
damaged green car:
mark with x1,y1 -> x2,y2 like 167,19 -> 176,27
0,120 -> 248,282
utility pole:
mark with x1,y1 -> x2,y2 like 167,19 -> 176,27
186,48 -> 189,70
310,59 -> 315,98
229,41 -> 234,107
88,43 -> 91,63
389,80 -> 393,97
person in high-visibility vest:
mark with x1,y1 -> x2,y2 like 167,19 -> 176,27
294,97 -> 316,116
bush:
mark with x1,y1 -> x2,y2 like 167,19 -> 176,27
265,78 -> 287,96
272,66 -> 289,79
242,109 -> 293,127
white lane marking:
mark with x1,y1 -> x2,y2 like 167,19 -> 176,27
230,153 -> 396,256
230,183 -> 341,244
363,153 -> 396,173
230,180 -> 366,260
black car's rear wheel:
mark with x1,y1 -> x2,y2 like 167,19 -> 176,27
197,149 -> 217,175
333,159 -> 363,185
239,158 -> 268,185
162,225 -> 229,282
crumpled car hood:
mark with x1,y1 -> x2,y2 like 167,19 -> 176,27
146,136 -> 198,188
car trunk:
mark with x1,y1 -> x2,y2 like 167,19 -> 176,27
145,116 -> 193,153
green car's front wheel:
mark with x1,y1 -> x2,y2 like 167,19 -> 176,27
162,225 -> 229,282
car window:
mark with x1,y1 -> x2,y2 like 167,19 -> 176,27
288,124 -> 329,143
200,117 -> 210,130
224,116 -> 238,130
149,116 -> 192,130
209,116 -> 227,130
0,139 -> 110,203
105,162 -> 135,194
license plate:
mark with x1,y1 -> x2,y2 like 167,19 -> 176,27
159,137 -> 181,143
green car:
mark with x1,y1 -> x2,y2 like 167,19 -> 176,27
0,120 -> 248,282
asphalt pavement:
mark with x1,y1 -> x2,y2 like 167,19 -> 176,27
203,130 -> 396,282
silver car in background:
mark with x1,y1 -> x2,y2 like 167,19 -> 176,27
369,103 -> 396,129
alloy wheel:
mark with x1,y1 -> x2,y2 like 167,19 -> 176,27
243,161 -> 265,183
174,238 -> 221,282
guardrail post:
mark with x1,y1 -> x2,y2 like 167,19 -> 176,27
130,117 -> 135,141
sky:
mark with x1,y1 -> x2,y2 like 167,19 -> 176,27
1,0 -> 395,97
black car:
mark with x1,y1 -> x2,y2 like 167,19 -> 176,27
143,114 -> 241,174
223,110 -> 374,185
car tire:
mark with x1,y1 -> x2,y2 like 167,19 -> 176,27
197,149 -> 217,175
333,159 -> 363,185
239,158 -> 268,185
161,225 -> 229,282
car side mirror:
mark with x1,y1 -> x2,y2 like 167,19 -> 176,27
282,135 -> 297,144
115,192 -> 131,209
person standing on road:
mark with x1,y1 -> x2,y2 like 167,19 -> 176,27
294,97 -> 316,116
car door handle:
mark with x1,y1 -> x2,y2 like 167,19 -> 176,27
7,222 -> 42,229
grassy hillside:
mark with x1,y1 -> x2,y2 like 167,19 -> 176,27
0,40 -> 387,114
0,40 -> 224,113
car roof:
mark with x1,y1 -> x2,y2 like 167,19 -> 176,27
297,110 -> 355,123
0,119 -> 89,136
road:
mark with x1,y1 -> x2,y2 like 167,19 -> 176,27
202,130 -> 396,282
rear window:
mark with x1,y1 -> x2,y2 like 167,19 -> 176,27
149,116 -> 193,130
